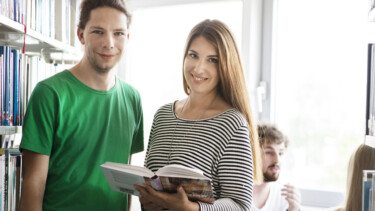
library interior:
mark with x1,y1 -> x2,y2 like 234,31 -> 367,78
0,0 -> 374,210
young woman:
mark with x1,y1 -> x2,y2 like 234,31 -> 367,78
332,144 -> 375,211
135,19 -> 262,211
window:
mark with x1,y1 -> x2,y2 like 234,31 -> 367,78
273,0 -> 369,197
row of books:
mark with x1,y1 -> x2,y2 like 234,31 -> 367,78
0,0 -> 81,47
0,0 -> 24,24
0,46 -> 23,126
0,45 -> 61,126
0,147 -> 21,211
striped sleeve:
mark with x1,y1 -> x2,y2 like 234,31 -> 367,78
198,125 -> 253,211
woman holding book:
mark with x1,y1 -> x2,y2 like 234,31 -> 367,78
134,19 -> 262,211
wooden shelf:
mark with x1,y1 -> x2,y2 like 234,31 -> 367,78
0,15 -> 82,63
0,126 -> 22,135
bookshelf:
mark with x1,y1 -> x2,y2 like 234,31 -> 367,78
0,0 -> 82,209
0,126 -> 21,135
0,14 -> 82,64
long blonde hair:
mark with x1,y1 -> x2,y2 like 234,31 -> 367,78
343,144 -> 375,211
182,19 -> 263,183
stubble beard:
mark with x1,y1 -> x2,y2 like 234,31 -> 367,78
86,51 -> 117,74
263,168 -> 280,182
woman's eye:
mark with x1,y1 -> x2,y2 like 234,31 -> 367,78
189,53 -> 197,58
209,58 -> 218,63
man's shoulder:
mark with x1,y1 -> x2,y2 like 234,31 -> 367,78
116,78 -> 140,98
38,70 -> 70,86
31,70 -> 72,96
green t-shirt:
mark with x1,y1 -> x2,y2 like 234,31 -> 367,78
20,70 -> 144,211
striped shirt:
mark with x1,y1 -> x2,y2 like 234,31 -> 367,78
145,103 -> 254,211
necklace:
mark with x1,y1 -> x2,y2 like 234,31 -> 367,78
167,95 -> 217,164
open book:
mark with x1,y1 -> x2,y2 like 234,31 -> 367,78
101,162 -> 214,203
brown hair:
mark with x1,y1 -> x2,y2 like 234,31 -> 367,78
343,144 -> 375,211
78,0 -> 132,30
257,123 -> 289,148
182,19 -> 263,183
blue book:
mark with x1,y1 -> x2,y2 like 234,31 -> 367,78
363,170 -> 375,211
3,46 -> 10,126
0,46 -> 4,125
12,49 -> 18,126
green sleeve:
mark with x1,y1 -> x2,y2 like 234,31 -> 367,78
20,83 -> 57,156
130,91 -> 144,154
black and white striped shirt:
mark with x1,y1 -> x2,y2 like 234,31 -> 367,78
145,103 -> 254,211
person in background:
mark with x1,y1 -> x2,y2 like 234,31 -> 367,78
252,123 -> 301,211
19,0 -> 144,210
134,19 -> 263,210
332,143 -> 375,211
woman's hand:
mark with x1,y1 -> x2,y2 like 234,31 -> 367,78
134,184 -> 199,211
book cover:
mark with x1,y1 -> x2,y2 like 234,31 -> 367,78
101,162 -> 215,204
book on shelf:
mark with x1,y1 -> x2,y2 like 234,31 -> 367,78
101,162 -> 215,204
363,170 -> 375,211
0,148 -> 21,211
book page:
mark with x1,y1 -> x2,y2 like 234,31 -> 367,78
102,162 -> 154,177
100,162 -> 155,196
156,164 -> 206,179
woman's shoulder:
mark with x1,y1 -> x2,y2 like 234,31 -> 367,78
215,109 -> 248,127
155,102 -> 174,114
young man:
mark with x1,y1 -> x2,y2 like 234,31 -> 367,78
19,1 -> 144,210
252,123 -> 301,211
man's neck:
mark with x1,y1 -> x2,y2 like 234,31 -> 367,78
70,60 -> 116,91
253,182 -> 272,209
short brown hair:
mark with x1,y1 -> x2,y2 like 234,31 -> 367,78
78,0 -> 132,30
257,123 -> 289,148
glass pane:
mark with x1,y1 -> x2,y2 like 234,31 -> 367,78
274,0 -> 369,192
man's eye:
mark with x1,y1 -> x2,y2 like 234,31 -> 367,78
93,30 -> 103,34
115,32 -> 125,36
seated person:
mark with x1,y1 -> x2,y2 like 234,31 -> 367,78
252,123 -> 301,211
332,143 -> 375,211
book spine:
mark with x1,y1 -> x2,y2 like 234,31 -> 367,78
12,49 -> 18,126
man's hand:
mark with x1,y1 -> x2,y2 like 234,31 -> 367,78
281,184 -> 301,211
134,184 -> 199,211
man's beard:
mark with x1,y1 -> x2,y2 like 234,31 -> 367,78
263,164 -> 279,182
86,50 -> 117,74
88,55 -> 112,74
